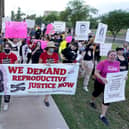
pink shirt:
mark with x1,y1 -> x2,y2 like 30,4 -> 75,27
96,59 -> 120,84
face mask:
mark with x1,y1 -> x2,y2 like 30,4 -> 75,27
4,49 -> 11,54
49,48 -> 54,53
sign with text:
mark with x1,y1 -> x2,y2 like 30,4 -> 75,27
2,17 -> 11,33
75,21 -> 90,40
104,71 -> 128,103
100,43 -> 112,56
26,19 -> 35,28
54,21 -> 66,32
45,24 -> 55,35
125,29 -> 129,42
94,23 -> 108,44
0,64 -> 79,95
5,22 -> 27,38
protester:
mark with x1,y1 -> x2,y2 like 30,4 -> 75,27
32,41 -> 43,64
7,38 -> 22,63
92,43 -> 101,79
0,42 -> 18,111
20,39 -> 32,64
123,43 -> 128,56
81,37 -> 94,92
39,41 -> 59,107
61,42 -> 78,63
90,50 -> 120,126
35,27 -> 41,39
116,47 -> 128,71
0,34 -> 3,52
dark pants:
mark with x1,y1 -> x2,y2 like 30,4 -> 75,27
4,95 -> 10,103
92,79 -> 110,106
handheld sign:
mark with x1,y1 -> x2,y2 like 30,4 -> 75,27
5,21 -> 27,38
75,21 -> 90,41
94,23 -> 108,44
125,29 -> 129,42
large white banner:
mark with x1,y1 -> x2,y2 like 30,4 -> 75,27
2,17 -> 11,33
26,19 -> 35,28
104,71 -> 128,103
75,21 -> 90,41
100,43 -> 112,56
54,21 -> 66,32
0,64 -> 79,95
125,29 -> 129,42
94,23 -> 108,44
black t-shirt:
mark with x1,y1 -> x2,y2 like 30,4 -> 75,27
83,44 -> 93,61
62,47 -> 77,63
117,56 -> 128,71
94,45 -> 101,61
32,49 -> 43,63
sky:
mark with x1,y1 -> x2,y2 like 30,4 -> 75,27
5,0 -> 129,17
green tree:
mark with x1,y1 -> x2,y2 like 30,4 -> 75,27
15,7 -> 25,21
65,0 -> 98,28
43,12 -> 60,24
36,16 -> 43,26
26,14 -> 36,20
11,11 -> 15,21
101,10 -> 129,42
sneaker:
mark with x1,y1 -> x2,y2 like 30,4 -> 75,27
99,116 -> 109,126
44,101 -> 50,107
3,103 -> 9,111
89,102 -> 97,109
83,87 -> 88,92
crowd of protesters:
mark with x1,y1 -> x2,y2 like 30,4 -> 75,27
0,26 -> 129,126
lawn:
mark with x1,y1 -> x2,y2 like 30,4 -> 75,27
53,78 -> 129,129
53,43 -> 129,129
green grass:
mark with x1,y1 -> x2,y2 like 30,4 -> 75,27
53,77 -> 129,129
53,43 -> 129,129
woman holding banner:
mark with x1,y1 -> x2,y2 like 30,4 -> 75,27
0,42 -> 18,111
39,41 -> 59,107
90,50 -> 120,126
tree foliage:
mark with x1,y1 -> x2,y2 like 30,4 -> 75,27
11,7 -> 25,21
101,10 -> 129,41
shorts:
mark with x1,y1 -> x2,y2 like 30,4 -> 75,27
92,79 -> 110,106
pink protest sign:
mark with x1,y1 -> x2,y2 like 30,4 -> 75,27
66,36 -> 72,43
34,40 -> 48,49
45,24 -> 55,35
5,22 -> 27,38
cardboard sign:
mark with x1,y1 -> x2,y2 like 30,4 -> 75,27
104,71 -> 128,103
125,29 -> 129,42
75,21 -> 90,40
65,36 -> 72,43
2,17 -> 11,33
100,43 -> 112,56
26,19 -> 35,28
94,23 -> 108,44
5,22 -> 27,38
54,21 -> 66,32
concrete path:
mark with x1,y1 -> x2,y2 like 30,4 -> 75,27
0,96 -> 69,129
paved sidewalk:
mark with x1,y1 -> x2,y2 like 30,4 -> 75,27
0,96 -> 69,129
